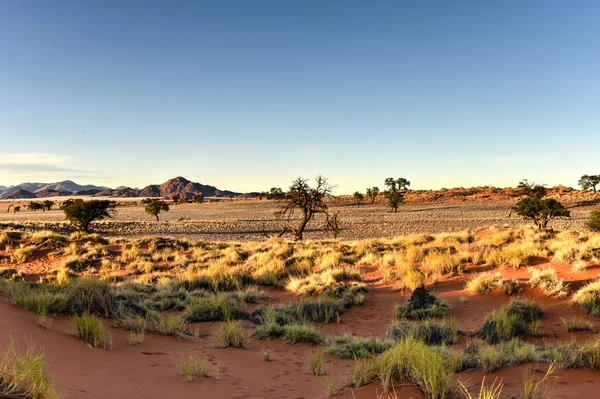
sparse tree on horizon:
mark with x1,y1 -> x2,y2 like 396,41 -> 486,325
517,179 -> 547,199
579,175 -> 600,192
512,197 -> 570,230
275,176 -> 339,240
43,200 -> 55,211
27,202 -> 43,212
142,198 -> 170,221
62,199 -> 116,232
352,191 -> 364,207
384,177 -> 409,212
366,187 -> 380,204
13,206 -> 20,213
193,194 -> 204,203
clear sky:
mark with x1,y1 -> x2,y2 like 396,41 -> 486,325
1,1 -> 599,194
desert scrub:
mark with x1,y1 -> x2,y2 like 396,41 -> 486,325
13,291 -> 69,316
528,268 -> 569,297
61,255 -> 91,272
395,287 -> 450,320
387,319 -> 457,345
466,272 -> 503,294
0,338 -> 59,399
286,267 -> 361,296
374,337 -> 457,398
572,280 -> 600,316
184,293 -> 245,322
10,245 -> 35,264
561,316 -> 593,332
215,320 -> 249,348
149,313 -> 189,340
458,376 -> 503,399
31,231 -> 67,245
283,324 -> 326,345
502,279 -> 522,296
251,298 -> 346,325
326,335 -> 392,359
421,248 -> 465,278
179,355 -> 209,381
588,209 -> 600,232
66,278 -> 119,317
477,299 -> 544,344
72,313 -> 112,349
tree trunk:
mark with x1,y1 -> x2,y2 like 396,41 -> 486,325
155,213 -> 160,222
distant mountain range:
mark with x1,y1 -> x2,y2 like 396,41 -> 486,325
0,177 -> 255,200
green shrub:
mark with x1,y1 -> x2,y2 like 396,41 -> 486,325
477,300 -> 544,343
184,293 -> 244,322
215,320 -> 248,348
179,355 -> 209,381
395,287 -> 450,320
67,278 -> 119,317
11,246 -> 35,264
14,292 -> 68,315
561,316 -> 593,332
387,320 -> 457,345
326,335 -> 392,359
251,298 -> 345,325
587,209 -> 600,231
72,313 -> 111,349
254,322 -> 285,339
282,324 -> 326,345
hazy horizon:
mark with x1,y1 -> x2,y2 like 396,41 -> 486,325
1,1 -> 599,193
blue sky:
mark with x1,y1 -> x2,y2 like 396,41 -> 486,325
1,1 -> 599,193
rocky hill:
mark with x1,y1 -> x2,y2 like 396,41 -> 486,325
0,180 -> 107,198
35,189 -> 73,198
4,189 -> 37,199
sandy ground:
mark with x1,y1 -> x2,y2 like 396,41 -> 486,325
0,200 -> 595,241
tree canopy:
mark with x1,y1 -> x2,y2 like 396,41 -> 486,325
512,197 -> 570,230
142,198 -> 170,221
62,199 -> 116,232
579,175 -> 600,192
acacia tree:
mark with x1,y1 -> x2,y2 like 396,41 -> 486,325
142,198 -> 169,221
517,179 -> 547,199
193,194 -> 204,203
366,187 -> 380,204
43,200 -> 55,211
63,199 -> 116,232
27,202 -> 43,212
579,175 -> 600,192
512,197 -> 570,230
384,177 -> 409,212
352,191 -> 364,207
275,176 -> 339,240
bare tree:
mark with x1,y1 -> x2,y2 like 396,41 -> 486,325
275,176 -> 339,240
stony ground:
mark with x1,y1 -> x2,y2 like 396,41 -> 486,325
0,200 -> 595,242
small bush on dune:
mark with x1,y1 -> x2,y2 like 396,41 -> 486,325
179,355 -> 209,381
0,231 -> 22,248
215,320 -> 249,348
309,351 -> 324,376
466,272 -> 503,294
572,280 -> 600,316
477,300 -> 544,344
502,279 -> 522,296
326,335 -> 392,359
561,316 -> 593,332
11,245 -> 35,264
588,210 -> 600,232
149,313 -> 189,340
0,338 -> 58,399
387,319 -> 457,345
252,298 -> 346,325
31,231 -> 66,245
528,268 -> 569,297
395,287 -> 451,320
184,293 -> 245,322
282,324 -> 326,345
72,313 -> 112,349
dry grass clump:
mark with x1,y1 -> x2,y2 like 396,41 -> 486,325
148,313 -> 189,340
72,313 -> 112,349
0,338 -> 59,399
11,245 -> 35,264
286,267 -> 361,296
326,335 -> 392,359
528,268 -> 569,297
561,316 -> 594,332
215,320 -> 249,348
458,376 -> 503,399
466,272 -> 503,294
309,351 -> 324,376
572,280 -> 600,316
179,355 -> 210,381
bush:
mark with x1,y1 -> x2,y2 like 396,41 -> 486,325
387,320 -> 457,345
588,209 -> 600,232
282,324 -> 326,345
466,272 -> 502,294
395,287 -> 450,320
502,279 -> 522,296
66,278 -> 119,317
528,268 -> 569,297
184,293 -> 245,322
13,291 -> 69,315
572,280 -> 600,316
215,320 -> 249,348
477,300 -> 544,343
62,199 -> 116,232
149,314 -> 189,340
251,298 -> 345,325
11,246 -> 35,264
326,335 -> 392,359
0,338 -> 58,399
72,313 -> 112,349
561,316 -> 593,332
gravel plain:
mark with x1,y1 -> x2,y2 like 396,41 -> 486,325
0,199 -> 595,242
